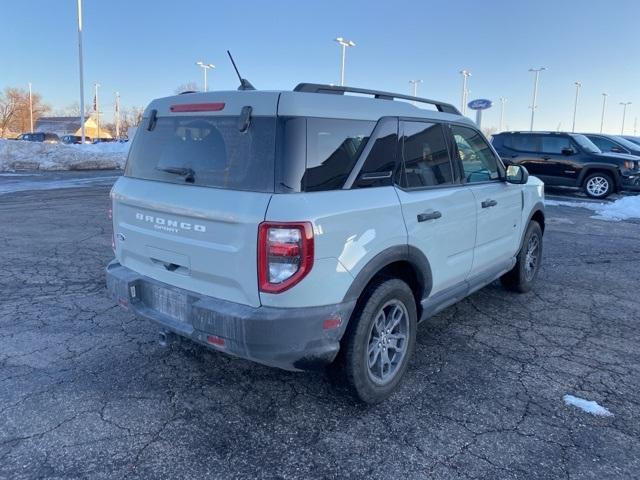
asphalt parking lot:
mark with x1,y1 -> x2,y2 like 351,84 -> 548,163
1,174 -> 639,479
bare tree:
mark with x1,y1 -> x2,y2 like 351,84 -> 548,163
175,82 -> 200,94
0,88 -> 20,138
126,106 -> 144,127
0,87 -> 50,137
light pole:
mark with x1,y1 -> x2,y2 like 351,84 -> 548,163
409,79 -> 423,97
114,92 -> 120,140
600,93 -> 608,133
528,67 -> 546,131
459,70 -> 471,115
620,102 -> 632,134
76,0 -> 86,143
195,61 -> 215,91
499,97 -> 506,132
571,81 -> 581,133
28,82 -> 33,132
334,37 -> 355,86
94,82 -> 100,140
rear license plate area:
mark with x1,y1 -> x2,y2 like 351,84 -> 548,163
142,284 -> 190,322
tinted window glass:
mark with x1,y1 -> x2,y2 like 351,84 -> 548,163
505,134 -> 538,152
125,115 -> 276,192
354,119 -> 398,188
540,136 -> 572,154
451,125 -> 500,183
400,121 -> 453,188
587,136 -> 617,152
303,118 -> 374,191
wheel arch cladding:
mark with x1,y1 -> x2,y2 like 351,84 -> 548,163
342,245 -> 432,323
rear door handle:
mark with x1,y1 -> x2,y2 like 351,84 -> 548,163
417,210 -> 442,222
481,199 -> 498,208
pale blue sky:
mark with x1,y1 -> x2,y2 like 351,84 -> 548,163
2,0 -> 640,133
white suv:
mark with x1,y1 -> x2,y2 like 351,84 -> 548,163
107,83 -> 545,403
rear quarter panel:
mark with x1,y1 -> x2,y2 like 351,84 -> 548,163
262,186 -> 406,308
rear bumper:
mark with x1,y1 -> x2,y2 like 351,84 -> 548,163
106,261 -> 355,371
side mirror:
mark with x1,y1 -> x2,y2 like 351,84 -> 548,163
561,147 -> 574,156
505,164 -> 529,184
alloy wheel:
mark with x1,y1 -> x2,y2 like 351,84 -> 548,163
586,176 -> 609,197
366,299 -> 409,385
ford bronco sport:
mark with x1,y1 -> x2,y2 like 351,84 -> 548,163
107,84 -> 545,403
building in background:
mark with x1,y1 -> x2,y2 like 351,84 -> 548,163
34,116 -> 112,139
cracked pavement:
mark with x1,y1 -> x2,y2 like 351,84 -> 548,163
1,179 -> 639,479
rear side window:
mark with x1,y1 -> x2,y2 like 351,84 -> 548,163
540,135 -> 572,154
399,121 -> 453,188
125,115 -> 276,192
354,118 -> 398,188
504,134 -> 538,152
302,118 -> 375,191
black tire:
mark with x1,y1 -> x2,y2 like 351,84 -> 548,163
583,172 -> 613,199
501,221 -> 543,293
336,278 -> 417,404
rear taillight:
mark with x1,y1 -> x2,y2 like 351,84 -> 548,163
258,222 -> 314,293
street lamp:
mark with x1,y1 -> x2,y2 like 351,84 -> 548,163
195,61 -> 215,92
94,82 -> 100,140
499,97 -> 507,132
620,102 -> 632,135
334,37 -> 355,86
459,70 -> 471,115
28,82 -> 33,132
600,93 -> 608,133
409,79 -> 423,97
76,0 -> 86,143
571,81 -> 581,133
528,67 -> 546,131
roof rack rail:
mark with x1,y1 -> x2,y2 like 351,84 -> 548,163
293,83 -> 461,115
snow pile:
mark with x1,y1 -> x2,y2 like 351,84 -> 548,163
0,139 -> 129,172
546,196 -> 640,221
563,395 -> 613,417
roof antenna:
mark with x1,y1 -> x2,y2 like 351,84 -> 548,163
227,51 -> 256,91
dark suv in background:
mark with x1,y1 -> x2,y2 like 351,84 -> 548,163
583,133 -> 640,157
492,131 -> 640,198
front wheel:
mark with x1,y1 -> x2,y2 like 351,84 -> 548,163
337,279 -> 417,404
501,221 -> 543,293
583,172 -> 613,199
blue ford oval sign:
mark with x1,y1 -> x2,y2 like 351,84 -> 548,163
467,98 -> 493,110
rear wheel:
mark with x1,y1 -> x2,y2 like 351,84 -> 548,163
583,172 -> 613,199
501,221 -> 543,293
337,279 -> 417,404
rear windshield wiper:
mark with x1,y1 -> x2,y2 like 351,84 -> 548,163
156,166 -> 195,183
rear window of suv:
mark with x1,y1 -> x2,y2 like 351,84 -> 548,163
125,115 -> 277,192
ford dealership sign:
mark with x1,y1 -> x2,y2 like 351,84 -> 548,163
467,99 -> 493,110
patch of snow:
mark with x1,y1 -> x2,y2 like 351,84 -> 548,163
0,139 -> 129,172
563,395 -> 613,417
546,196 -> 640,221
0,175 -> 119,195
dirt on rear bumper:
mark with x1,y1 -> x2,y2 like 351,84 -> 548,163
106,261 -> 356,371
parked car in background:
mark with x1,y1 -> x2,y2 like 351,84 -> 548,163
583,133 -> 640,157
92,138 -> 117,144
622,136 -> 640,147
492,131 -> 640,198
16,132 -> 60,143
61,135 -> 92,144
